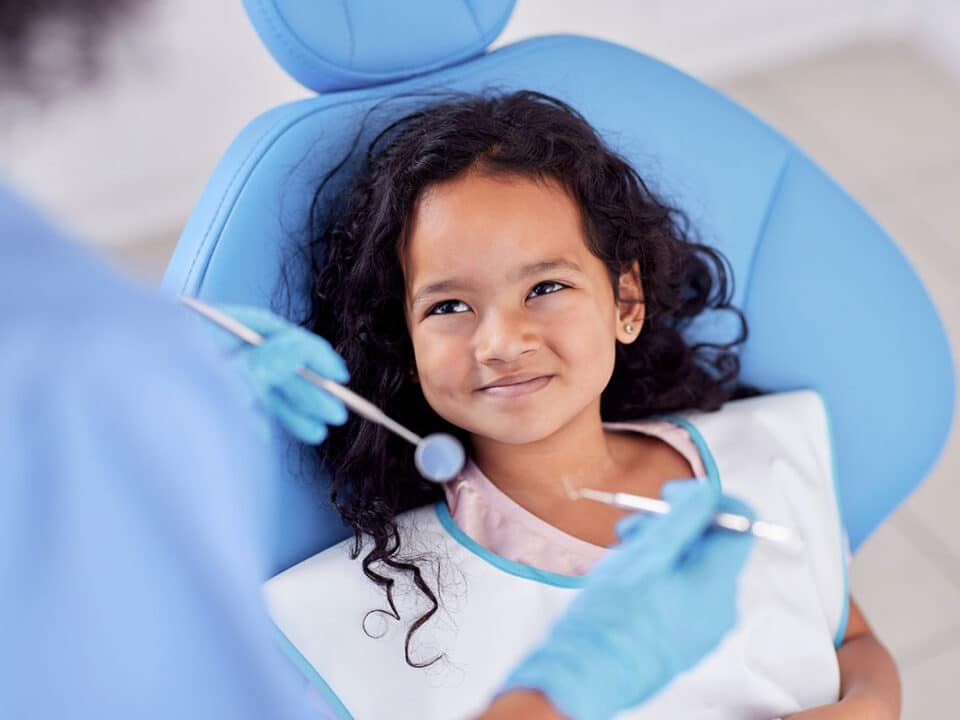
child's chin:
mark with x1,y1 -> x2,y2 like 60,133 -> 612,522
470,418 -> 564,446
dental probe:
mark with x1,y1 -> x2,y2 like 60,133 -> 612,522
565,482 -> 800,548
179,296 -> 465,483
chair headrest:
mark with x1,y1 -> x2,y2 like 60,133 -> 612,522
243,0 -> 516,93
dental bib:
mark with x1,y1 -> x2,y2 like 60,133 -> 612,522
265,390 -> 847,719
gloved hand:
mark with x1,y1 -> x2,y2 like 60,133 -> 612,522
501,480 -> 755,720
216,305 -> 349,444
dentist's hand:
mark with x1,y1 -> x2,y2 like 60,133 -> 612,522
217,306 -> 349,444
500,480 -> 755,720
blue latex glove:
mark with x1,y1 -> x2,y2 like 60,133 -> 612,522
502,480 -> 755,720
217,305 -> 349,444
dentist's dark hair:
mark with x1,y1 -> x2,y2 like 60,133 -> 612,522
300,90 -> 755,668
0,0 -> 146,97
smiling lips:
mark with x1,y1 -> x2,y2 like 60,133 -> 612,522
477,374 -> 553,398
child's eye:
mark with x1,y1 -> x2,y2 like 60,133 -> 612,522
527,281 -> 569,299
427,299 -> 470,316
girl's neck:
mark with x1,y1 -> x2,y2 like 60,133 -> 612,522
470,400 -> 627,508
467,404 -> 694,547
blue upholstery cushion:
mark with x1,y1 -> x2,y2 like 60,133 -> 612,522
243,0 -> 516,92
165,35 -> 954,574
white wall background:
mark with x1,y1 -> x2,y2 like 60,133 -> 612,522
0,0 -> 953,248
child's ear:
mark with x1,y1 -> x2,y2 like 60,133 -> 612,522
615,261 -> 645,345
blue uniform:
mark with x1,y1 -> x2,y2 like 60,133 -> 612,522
0,186 -> 321,719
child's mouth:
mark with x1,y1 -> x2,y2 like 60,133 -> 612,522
477,375 -> 552,398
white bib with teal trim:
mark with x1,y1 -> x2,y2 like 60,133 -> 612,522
265,390 -> 848,720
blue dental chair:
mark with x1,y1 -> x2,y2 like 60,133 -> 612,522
163,0 -> 954,582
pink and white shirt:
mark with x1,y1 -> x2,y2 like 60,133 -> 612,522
443,419 -> 706,575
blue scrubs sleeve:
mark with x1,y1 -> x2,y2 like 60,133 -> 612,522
0,186 -> 325,719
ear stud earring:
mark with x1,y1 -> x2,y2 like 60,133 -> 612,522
624,323 -> 636,333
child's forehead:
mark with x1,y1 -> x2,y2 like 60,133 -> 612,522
404,170 -> 591,278
414,168 -> 577,223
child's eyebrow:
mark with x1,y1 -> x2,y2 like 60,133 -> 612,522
410,258 -> 583,307
410,279 -> 468,307
516,259 -> 583,279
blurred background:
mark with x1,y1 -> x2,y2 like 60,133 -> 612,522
2,2 -> 957,717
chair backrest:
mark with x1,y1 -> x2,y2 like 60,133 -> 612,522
163,0 -> 955,576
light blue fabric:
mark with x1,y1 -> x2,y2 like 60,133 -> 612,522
502,481 -> 755,720
243,0 -> 516,92
165,28 -> 954,568
0,186 -> 323,719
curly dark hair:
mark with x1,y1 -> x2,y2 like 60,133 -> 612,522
301,90 -> 754,667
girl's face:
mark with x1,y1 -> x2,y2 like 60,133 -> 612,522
403,170 -> 643,445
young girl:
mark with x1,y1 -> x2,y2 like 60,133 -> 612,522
264,91 -> 900,719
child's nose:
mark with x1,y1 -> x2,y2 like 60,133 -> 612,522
474,308 -> 539,365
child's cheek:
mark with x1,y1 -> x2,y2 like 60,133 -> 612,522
411,321 -> 475,394
541,296 -> 618,380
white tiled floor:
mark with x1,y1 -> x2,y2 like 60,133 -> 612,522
104,39 -> 959,719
